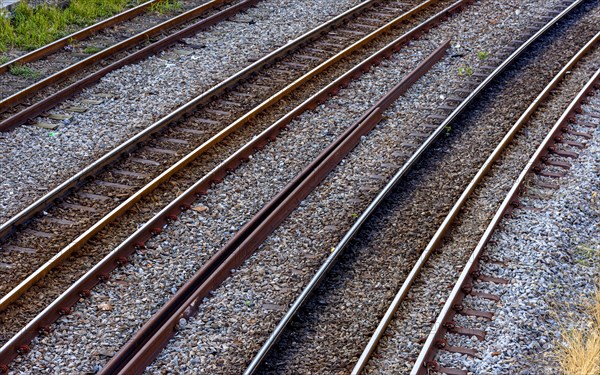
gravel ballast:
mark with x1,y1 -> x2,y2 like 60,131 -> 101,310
0,0 -> 450,349
0,0 -> 360,225
147,1 -> 597,374
0,3 -> 458,356
437,93 -> 600,374
257,4 -> 600,372
1,0 -> 433,296
3,0 -> 598,374
365,42 -> 600,374
7,29 -> 439,375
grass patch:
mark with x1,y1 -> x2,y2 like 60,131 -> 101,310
150,0 -> 181,13
0,56 -> 11,64
0,0 -> 143,52
557,289 -> 600,374
575,244 -> 600,266
477,51 -> 489,60
83,45 -> 103,54
9,64 -> 40,79
458,66 -> 473,77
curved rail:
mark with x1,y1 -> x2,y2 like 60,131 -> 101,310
0,0 -> 449,370
102,39 -> 451,375
243,0 -> 586,373
0,0 -> 159,74
412,65 -> 600,375
359,28 -> 600,375
0,0 -> 438,311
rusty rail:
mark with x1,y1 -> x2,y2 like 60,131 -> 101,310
0,0 -> 458,371
0,0 -> 444,311
0,0 -> 380,245
0,0 -> 259,129
360,27 -> 599,375
103,38 -> 451,375
413,66 -> 600,375
0,0 -> 230,114
0,0 -> 159,74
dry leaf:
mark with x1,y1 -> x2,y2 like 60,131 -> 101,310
98,302 -> 113,311
192,205 -> 209,213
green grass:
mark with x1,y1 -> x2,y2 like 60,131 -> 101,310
9,64 -> 40,79
476,51 -> 489,60
83,45 -> 103,54
444,125 -> 452,136
458,66 -> 473,77
150,0 -> 181,13
0,0 -> 143,52
0,56 -> 11,64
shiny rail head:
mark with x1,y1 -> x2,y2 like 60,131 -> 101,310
411,27 -> 597,375
0,0 -> 406,370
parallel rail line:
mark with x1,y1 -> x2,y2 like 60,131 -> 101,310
412,57 -> 600,375
242,0 -> 588,373
101,39 -> 452,375
0,0 -> 591,374
0,0 -> 466,371
0,0 -> 257,129
361,28 -> 600,375
0,0 -> 450,310
0,0 -> 390,242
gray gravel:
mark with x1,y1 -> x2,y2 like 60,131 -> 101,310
0,0 -> 421,297
3,0 -> 597,374
0,0 -> 361,225
366,39 -> 600,374
255,2 -> 599,374
436,88 -> 600,374
148,1 -> 597,374
0,0 -> 445,355
7,23 -> 435,375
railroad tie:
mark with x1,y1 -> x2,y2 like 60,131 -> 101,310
4,245 -> 37,254
60,202 -> 98,212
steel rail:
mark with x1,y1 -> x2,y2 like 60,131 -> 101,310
244,1 -> 586,374
412,66 -> 600,375
244,2 -> 478,375
0,0 -> 260,128
0,0 -> 380,243
0,0 -> 229,114
356,29 -> 600,375
0,0 -> 159,74
0,1 -> 450,370
103,39 -> 451,375
0,0 -> 443,311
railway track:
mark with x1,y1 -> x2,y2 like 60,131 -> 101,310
369,34 -> 600,375
0,0 -> 260,130
103,39 -> 453,375
412,64 -> 600,375
0,0 -> 471,371
0,0 -> 452,305
2,0 -> 596,373
437,86 -> 600,374
237,1 -> 600,373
